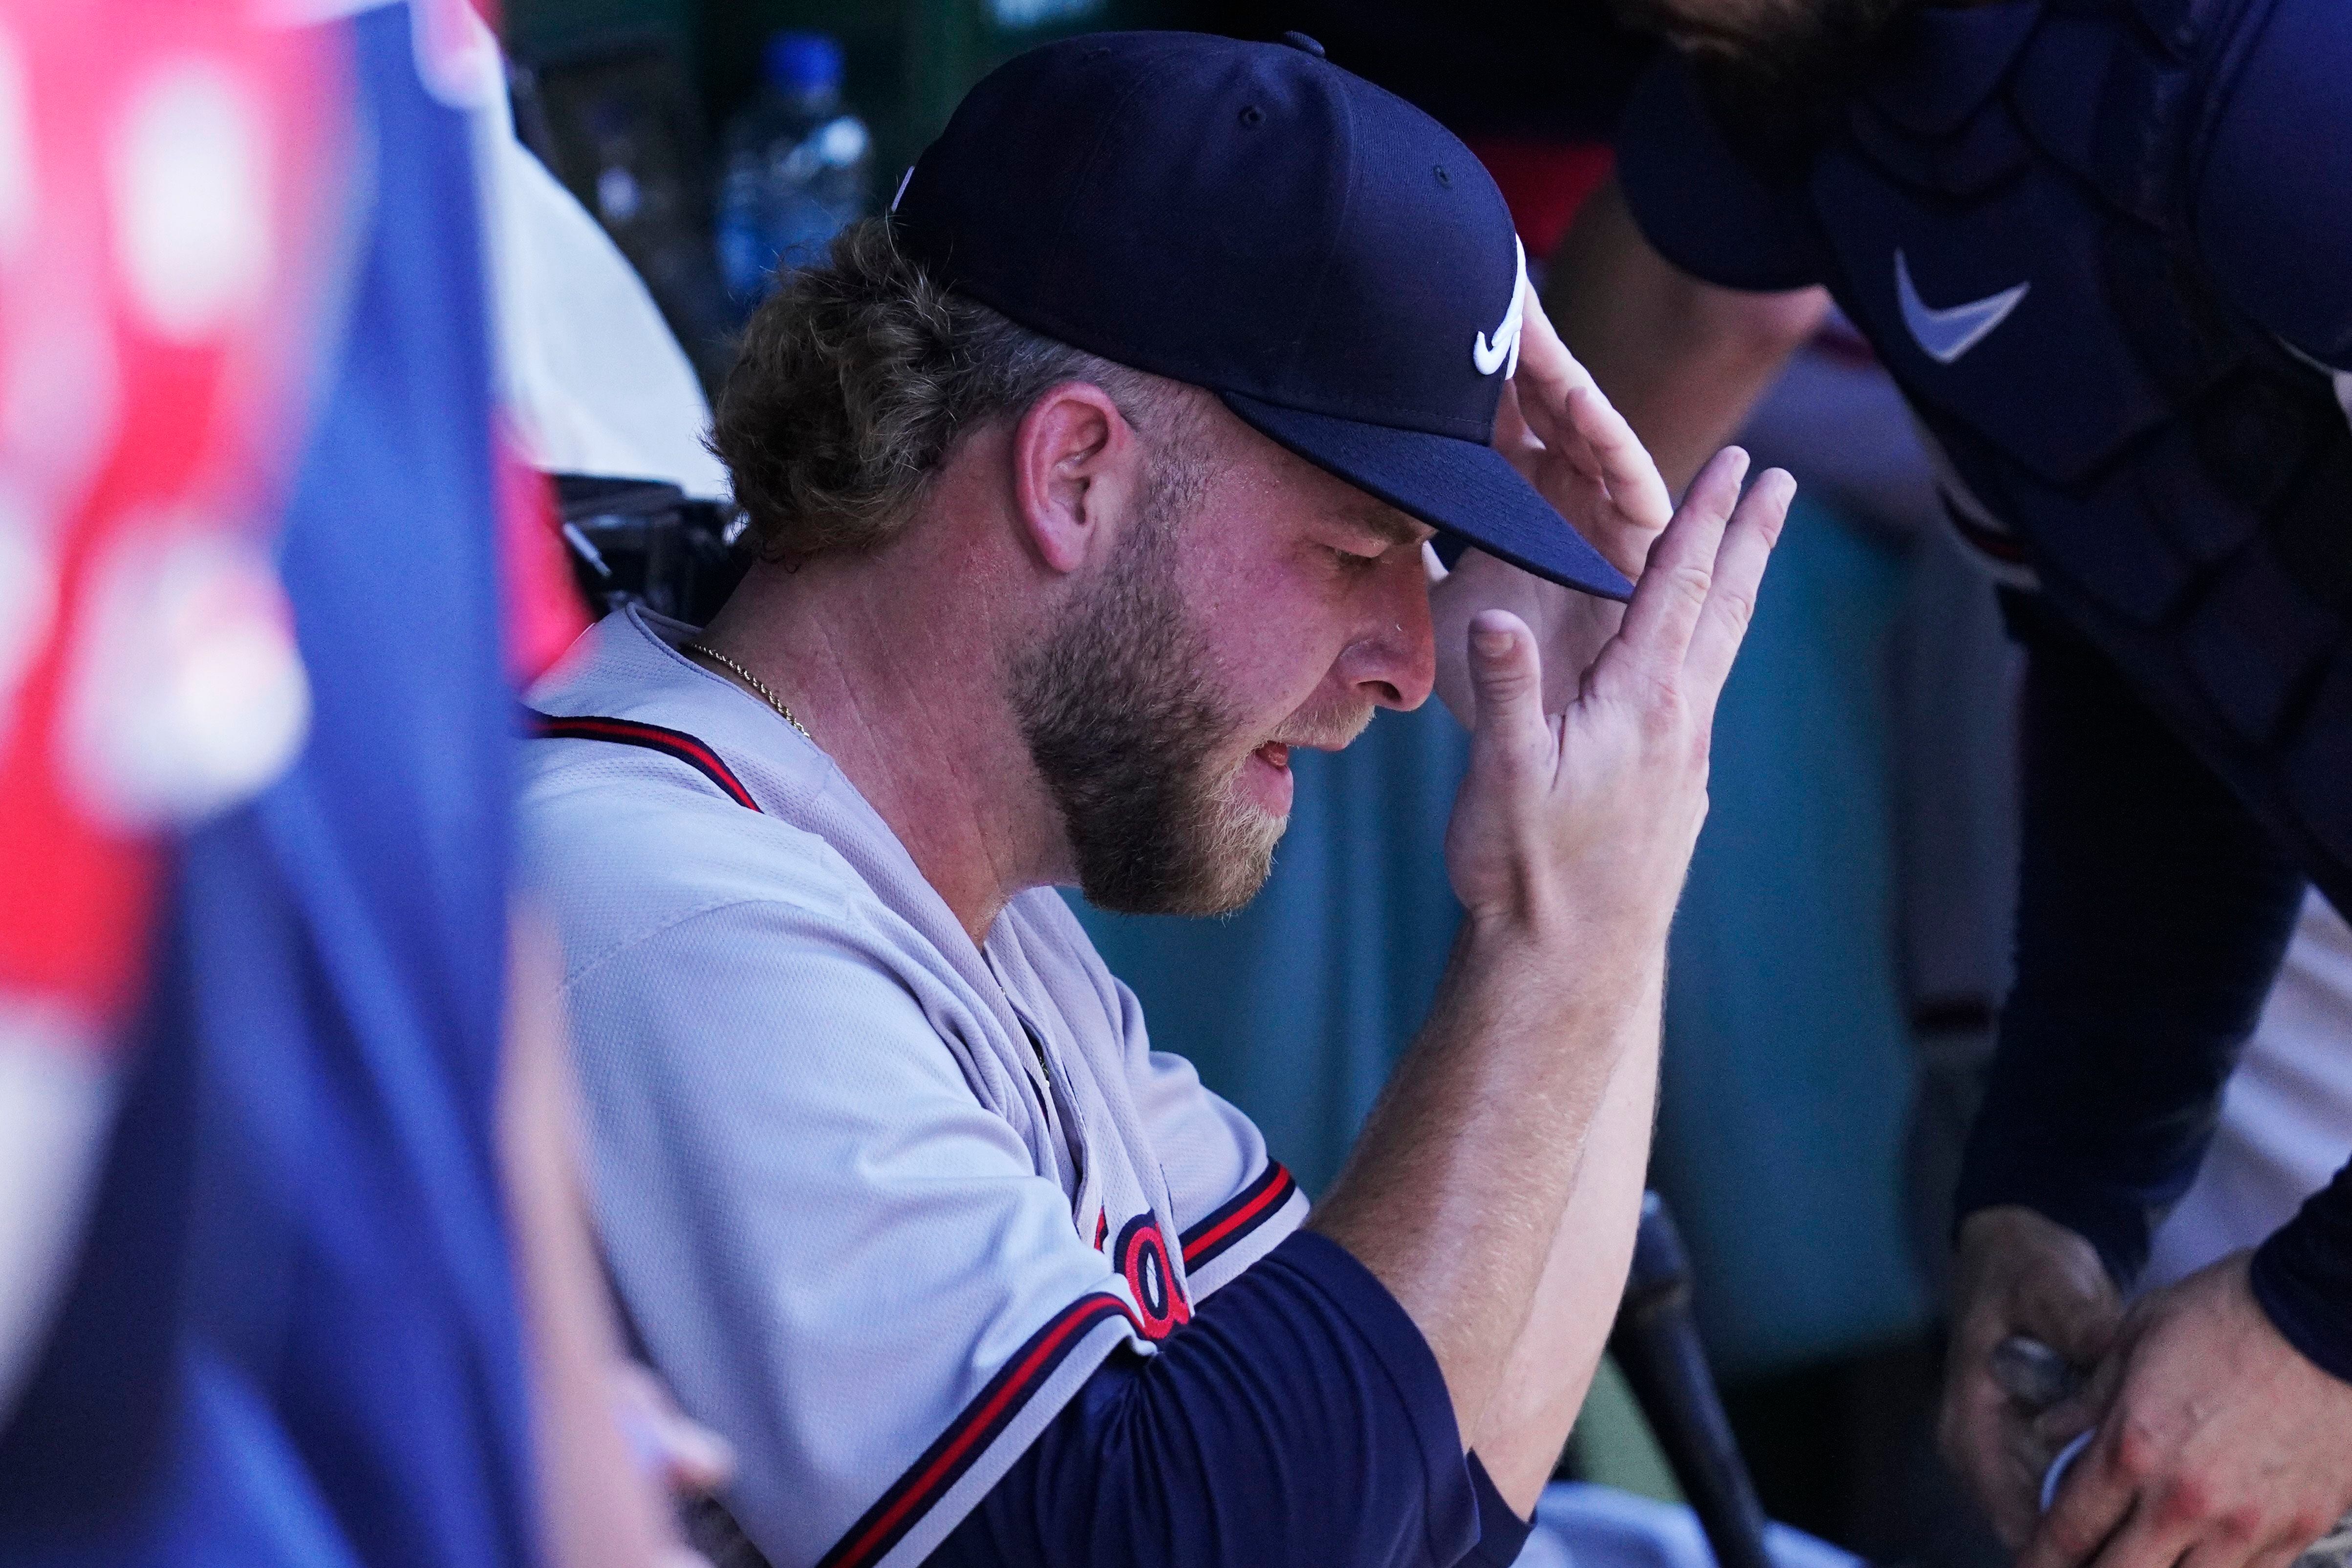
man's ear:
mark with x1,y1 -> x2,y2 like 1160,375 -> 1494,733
1010,381 -> 1145,576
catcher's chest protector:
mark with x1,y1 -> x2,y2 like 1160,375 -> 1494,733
1802,0 -> 2352,895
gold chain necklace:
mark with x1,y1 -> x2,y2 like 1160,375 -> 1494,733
684,643 -> 813,743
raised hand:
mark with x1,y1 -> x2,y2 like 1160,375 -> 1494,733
1434,291 -> 1681,722
1314,448 -> 1789,1458
1444,446 -> 1791,954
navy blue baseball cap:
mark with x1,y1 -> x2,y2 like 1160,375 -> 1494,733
889,30 -> 1633,600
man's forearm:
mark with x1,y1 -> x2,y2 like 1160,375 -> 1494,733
1547,176 -> 1825,494
1316,445 -> 1784,1488
1472,1017 -> 1662,1511
1311,915 -> 1665,1449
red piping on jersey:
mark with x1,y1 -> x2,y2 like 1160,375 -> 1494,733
1180,1161 -> 1296,1272
818,1291 -> 1144,1568
530,713 -> 762,812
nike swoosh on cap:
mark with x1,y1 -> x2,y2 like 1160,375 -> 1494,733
1472,237 -> 1528,378
1895,250 -> 2028,365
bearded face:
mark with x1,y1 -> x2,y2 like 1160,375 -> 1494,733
1008,459 -> 1288,918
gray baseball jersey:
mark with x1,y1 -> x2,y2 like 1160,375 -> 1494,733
522,607 -> 1307,1568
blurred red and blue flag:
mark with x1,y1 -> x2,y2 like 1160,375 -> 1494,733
0,1 -> 542,1562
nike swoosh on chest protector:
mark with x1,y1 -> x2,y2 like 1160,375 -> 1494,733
1895,250 -> 2029,365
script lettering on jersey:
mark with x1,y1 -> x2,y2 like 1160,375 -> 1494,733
1110,1214 -> 1191,1340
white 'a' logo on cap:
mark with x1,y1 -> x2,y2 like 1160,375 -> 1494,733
1472,237 -> 1528,378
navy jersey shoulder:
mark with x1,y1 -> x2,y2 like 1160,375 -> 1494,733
2193,0 -> 2352,366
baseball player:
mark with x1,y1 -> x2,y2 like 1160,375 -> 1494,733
1535,0 -> 2352,1561
523,30 -> 1789,1568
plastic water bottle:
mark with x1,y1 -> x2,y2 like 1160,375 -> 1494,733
715,32 -> 872,315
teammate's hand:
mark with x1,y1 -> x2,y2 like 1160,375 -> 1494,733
2019,1252 -> 2352,1568
611,1361 -> 735,1568
1432,293 -> 1675,724
1940,1207 -> 2125,1546
613,1360 -> 734,1500
1443,445 -> 1788,958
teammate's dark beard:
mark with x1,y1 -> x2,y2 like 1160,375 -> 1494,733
1611,0 -> 1911,162
1009,465 -> 1283,918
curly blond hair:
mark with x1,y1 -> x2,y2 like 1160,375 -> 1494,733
709,218 -> 1187,561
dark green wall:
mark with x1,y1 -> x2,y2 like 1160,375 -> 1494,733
502,0 -> 1198,208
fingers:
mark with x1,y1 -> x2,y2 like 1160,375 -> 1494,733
2030,1275 -> 2130,1372
2229,1542 -> 2324,1568
2076,1495 -> 2191,1568
1493,377 -> 1540,460
1942,1356 -> 2049,1547
1596,446 -> 1749,695
1680,465 -> 1792,703
2022,1425 -> 2142,1568
1465,610 -> 1552,777
2237,1542 -> 2321,1568
2179,1533 -> 2306,1568
1563,384 -> 1673,535
1508,289 -> 1600,439
1510,296 -> 1672,536
654,1408 -> 736,1496
613,1360 -> 736,1496
2035,1348 -> 2123,1454
1946,1211 -> 2140,1552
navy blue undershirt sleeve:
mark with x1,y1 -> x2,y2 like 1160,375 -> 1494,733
2186,0 -> 2352,1379
2192,0 -> 2352,368
1459,1455 -> 1536,1568
1952,598 -> 2309,1284
2252,1167 -> 2352,1383
1612,55 -> 1826,294
927,1230 -> 1525,1568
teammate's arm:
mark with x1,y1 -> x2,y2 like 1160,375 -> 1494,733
1937,604 -> 2343,1567
498,913 -> 721,1568
1546,175 -> 1826,496
2193,0 -> 2352,370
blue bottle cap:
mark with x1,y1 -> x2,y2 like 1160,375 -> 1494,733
765,31 -> 843,95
